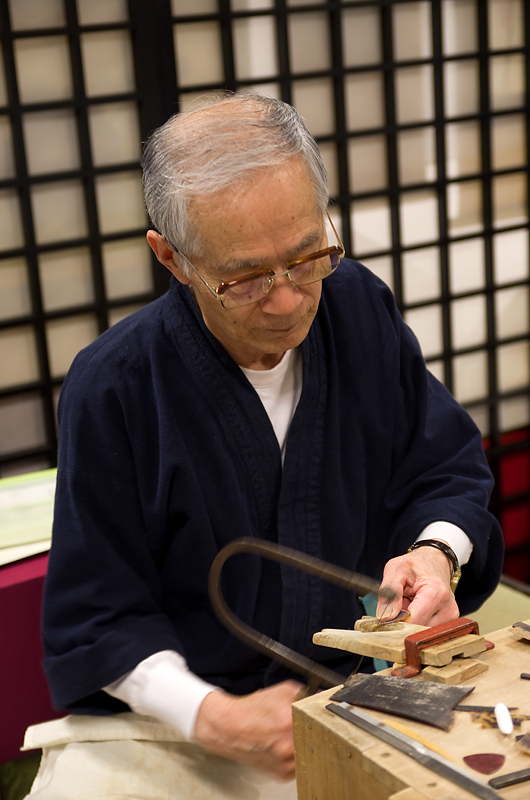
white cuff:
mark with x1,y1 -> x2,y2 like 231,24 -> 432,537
104,650 -> 218,740
416,521 -> 473,566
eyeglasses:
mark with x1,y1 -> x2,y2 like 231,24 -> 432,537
177,213 -> 345,309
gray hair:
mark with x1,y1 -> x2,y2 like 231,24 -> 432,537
141,92 -> 329,264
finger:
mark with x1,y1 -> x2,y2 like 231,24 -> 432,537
376,583 -> 402,620
406,586 -> 458,626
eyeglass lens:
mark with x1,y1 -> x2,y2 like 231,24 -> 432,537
221,249 -> 341,309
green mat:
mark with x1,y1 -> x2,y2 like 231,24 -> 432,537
0,752 -> 41,800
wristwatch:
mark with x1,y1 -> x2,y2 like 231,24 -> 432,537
407,539 -> 461,593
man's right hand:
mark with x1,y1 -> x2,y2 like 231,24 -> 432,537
193,679 -> 303,781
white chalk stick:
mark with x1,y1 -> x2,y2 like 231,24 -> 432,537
494,703 -> 513,735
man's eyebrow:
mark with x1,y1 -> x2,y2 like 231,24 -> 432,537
218,229 -> 323,274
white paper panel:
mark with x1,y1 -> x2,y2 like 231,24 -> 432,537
246,83 -> 280,100
23,110 -> 80,175
453,350 -> 488,403
232,0 -> 274,9
178,91 -> 225,112
95,173 -> 146,235
427,360 -> 444,384
494,229 -> 529,284
15,37 -> 73,104
318,142 -> 338,198
0,117 -> 15,179
395,66 -> 434,124
102,238 -> 153,299
405,304 -> 443,359
449,238 -> 485,293
361,255 -> 394,292
491,114 -> 526,171
488,0 -> 524,50
173,0 -> 217,12
0,45 -> 7,106
495,286 -> 529,340
448,179 -> 483,237
451,295 -> 487,349
81,31 -> 136,97
467,405 -> 489,437
292,79 -> 334,137
0,259 -> 31,320
0,327 -> 39,389
490,55 -> 525,111
348,135 -> 387,193
46,315 -> 99,378
0,394 -> 46,457
400,190 -> 438,246
97,182 -> 139,239
234,16 -> 278,80
398,127 -> 436,185
493,173 -> 527,228
393,1 -> 432,61
39,248 -> 94,311
32,181 -> 88,245
350,198 -> 391,255
442,0 -> 477,55
444,60 -> 479,117
342,7 -> 381,67
402,246 -> 440,304
108,303 -> 147,326
445,121 -> 481,178
288,13 -> 331,73
8,0 -> 65,29
88,103 -> 141,166
345,72 -> 385,131
499,396 -> 530,433
76,0 -> 128,24
497,341 -> 530,392
0,190 -> 24,251
174,22 -> 224,87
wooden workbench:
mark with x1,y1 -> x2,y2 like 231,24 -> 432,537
293,620 -> 530,799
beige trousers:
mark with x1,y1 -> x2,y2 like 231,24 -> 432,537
22,713 -> 298,800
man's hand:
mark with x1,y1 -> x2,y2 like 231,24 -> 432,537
193,679 -> 303,781
376,540 -> 459,626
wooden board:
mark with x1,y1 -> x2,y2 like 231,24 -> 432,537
313,625 -> 488,666
295,619 -> 530,800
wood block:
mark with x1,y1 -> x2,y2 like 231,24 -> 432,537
419,634 -> 487,666
313,626 -> 487,667
314,625 -> 427,663
390,658 -> 489,685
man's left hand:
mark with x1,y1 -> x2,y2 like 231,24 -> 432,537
375,541 -> 459,626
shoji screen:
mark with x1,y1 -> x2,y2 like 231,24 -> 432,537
1,0 -> 529,578
0,0 -> 163,477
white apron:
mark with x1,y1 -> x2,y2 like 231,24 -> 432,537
22,713 -> 298,800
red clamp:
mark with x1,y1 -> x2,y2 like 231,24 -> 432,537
391,617 -> 494,678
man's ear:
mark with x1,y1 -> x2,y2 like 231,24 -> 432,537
146,230 -> 191,285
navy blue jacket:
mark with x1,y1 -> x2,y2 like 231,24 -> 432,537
43,260 -> 503,713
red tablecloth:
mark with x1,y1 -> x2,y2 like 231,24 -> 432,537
0,553 -> 64,764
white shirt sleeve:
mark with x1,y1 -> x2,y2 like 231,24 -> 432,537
415,521 -> 473,566
103,650 -> 219,740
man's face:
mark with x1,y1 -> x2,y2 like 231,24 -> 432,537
173,158 -> 326,370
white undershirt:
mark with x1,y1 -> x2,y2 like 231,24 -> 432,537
105,348 -> 473,739
240,346 -> 303,458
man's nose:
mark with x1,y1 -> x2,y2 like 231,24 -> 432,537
260,273 -> 303,314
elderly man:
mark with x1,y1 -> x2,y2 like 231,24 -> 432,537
28,93 -> 502,799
